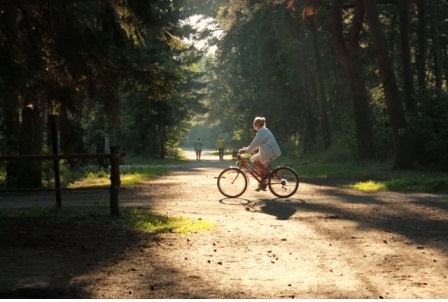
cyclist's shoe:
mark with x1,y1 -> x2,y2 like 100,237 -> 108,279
260,174 -> 269,183
255,181 -> 267,192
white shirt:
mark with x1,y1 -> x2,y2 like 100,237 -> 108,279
245,126 -> 281,162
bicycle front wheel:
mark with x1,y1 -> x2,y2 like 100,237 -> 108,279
217,167 -> 248,198
268,167 -> 299,198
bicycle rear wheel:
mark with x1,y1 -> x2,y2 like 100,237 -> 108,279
268,167 -> 299,198
217,167 -> 248,198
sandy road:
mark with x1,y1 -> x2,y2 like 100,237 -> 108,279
114,148 -> 448,298
1,148 -> 447,298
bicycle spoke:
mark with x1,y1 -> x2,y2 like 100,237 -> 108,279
217,167 -> 248,198
268,167 -> 299,198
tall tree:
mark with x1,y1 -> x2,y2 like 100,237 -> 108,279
18,105 -> 43,188
307,16 -> 331,149
398,0 -> 417,113
363,0 -> 412,168
330,0 -> 375,160
1,5 -> 22,187
416,0 -> 427,93
297,28 -> 317,149
0,0 -> 203,186
429,0 -> 443,95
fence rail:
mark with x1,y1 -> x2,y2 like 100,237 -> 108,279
0,146 -> 125,216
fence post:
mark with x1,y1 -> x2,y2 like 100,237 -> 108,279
50,114 -> 62,208
109,146 -> 121,216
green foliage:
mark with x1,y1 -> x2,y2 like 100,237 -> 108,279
182,123 -> 235,149
296,159 -> 367,180
330,115 -> 357,159
348,175 -> 448,193
0,169 -> 5,185
126,151 -> 186,164
63,165 -> 171,188
408,93 -> 448,171
295,152 -> 448,193
1,160 -> 172,188
203,0 -> 448,171
350,180 -> 385,191
57,164 -> 106,188
0,0 -> 209,182
369,86 -> 395,160
383,175 -> 448,193
1,0 -> 448,188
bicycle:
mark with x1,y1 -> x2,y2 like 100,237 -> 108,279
217,151 -> 299,198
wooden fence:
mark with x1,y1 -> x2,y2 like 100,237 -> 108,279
0,146 -> 125,216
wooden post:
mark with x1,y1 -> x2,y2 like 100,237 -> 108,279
109,146 -> 121,216
50,114 -> 62,208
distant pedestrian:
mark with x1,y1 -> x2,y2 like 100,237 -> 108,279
216,137 -> 226,160
194,138 -> 203,161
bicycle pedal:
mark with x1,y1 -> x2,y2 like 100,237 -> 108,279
255,183 -> 267,191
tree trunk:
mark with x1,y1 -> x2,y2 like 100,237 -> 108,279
160,125 -> 167,159
18,105 -> 43,188
330,0 -> 375,160
95,135 -> 108,168
363,0 -> 412,168
416,0 -> 427,93
299,43 -> 317,148
3,5 -> 21,187
429,0 -> 443,95
398,0 -> 417,114
309,20 -> 331,149
59,111 -> 87,168
444,44 -> 448,89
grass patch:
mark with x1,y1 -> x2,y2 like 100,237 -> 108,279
67,167 -> 171,188
124,150 -> 186,165
346,175 -> 448,193
350,180 -> 386,191
289,158 -> 397,181
123,208 -> 215,234
0,207 -> 215,241
288,155 -> 448,193
382,175 -> 448,193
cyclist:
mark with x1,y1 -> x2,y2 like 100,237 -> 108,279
239,116 -> 281,191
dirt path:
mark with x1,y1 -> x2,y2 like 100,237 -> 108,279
1,148 -> 447,298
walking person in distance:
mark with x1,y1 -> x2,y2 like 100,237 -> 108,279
216,137 -> 226,161
194,138 -> 203,161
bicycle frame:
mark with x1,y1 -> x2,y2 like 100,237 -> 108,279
218,152 -> 299,198
231,154 -> 268,185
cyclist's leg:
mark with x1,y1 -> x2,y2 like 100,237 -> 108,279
254,162 -> 269,191
252,154 -> 271,191
250,153 -> 267,177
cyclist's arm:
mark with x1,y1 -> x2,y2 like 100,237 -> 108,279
244,130 -> 266,153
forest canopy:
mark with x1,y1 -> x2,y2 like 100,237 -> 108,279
0,0 -> 447,188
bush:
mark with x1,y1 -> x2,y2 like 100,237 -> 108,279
408,93 -> 448,171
